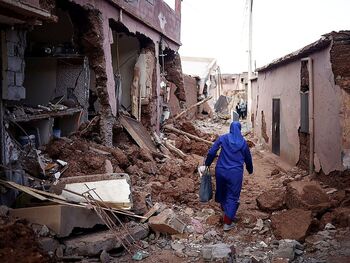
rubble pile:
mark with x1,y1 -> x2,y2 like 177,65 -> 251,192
1,116 -> 350,263
0,208 -> 51,262
166,120 -> 217,156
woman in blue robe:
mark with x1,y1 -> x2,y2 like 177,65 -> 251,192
205,121 -> 253,231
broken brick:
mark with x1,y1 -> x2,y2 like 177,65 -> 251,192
148,209 -> 186,235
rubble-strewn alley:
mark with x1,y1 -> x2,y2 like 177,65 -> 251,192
0,1 -> 350,263
1,117 -> 350,262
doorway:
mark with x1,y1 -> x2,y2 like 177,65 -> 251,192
272,98 -> 280,155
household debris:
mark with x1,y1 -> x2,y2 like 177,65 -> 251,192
1,114 -> 350,262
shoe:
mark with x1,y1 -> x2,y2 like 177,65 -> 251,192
223,223 -> 235,231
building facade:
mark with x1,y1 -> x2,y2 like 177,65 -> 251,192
252,31 -> 350,175
0,0 -> 184,166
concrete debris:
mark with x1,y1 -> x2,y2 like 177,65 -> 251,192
204,230 -> 219,241
253,218 -> 264,232
273,239 -> 304,261
64,224 -> 149,256
38,237 -> 60,254
100,250 -> 112,263
10,205 -> 103,237
171,241 -> 185,253
202,243 -> 234,262
148,209 -> 186,235
61,175 -> 132,209
325,223 -> 336,230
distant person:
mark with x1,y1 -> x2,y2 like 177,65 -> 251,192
240,101 -> 247,119
204,121 -> 253,231
235,103 -> 241,119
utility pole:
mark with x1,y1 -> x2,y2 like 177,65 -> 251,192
247,0 -> 253,126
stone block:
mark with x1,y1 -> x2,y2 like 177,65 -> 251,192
256,188 -> 286,212
273,239 -> 304,261
202,243 -> 234,261
148,209 -> 186,234
7,56 -> 23,72
271,209 -> 312,242
7,42 -> 15,56
64,231 -> 120,256
4,85 -> 25,100
15,72 -> 24,86
64,225 -> 149,256
7,71 -> 15,86
38,237 -> 60,253
286,181 -> 331,213
10,205 -> 103,237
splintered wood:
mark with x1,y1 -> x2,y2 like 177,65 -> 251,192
120,115 -> 158,153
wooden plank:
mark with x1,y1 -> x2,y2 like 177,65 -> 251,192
0,180 -> 47,201
140,203 -> 161,223
164,140 -> 187,159
120,115 -> 157,153
174,96 -> 212,120
8,108 -> 82,122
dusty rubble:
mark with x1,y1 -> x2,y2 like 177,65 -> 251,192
1,117 -> 350,263
0,207 -> 51,262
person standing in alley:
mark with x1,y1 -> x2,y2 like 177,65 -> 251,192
240,101 -> 247,119
235,103 -> 241,119
204,121 -> 253,231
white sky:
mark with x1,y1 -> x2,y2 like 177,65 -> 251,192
179,0 -> 349,73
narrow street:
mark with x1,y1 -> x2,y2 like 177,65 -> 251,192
0,1 -> 349,263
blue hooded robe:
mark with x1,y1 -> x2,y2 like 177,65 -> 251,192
205,121 -> 253,220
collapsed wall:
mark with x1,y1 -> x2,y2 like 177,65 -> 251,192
66,2 -> 114,146
330,31 -> 350,170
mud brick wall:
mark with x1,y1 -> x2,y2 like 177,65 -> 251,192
3,29 -> 26,101
168,74 -> 197,119
330,33 -> 350,168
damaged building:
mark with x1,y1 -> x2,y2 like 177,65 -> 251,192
251,31 -> 350,175
0,0 -> 185,169
180,56 -> 219,117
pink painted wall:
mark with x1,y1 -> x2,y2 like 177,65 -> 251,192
71,0 -> 181,120
312,47 -> 343,174
108,0 -> 181,44
253,46 -> 343,174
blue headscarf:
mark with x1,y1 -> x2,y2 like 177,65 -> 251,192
227,121 -> 245,152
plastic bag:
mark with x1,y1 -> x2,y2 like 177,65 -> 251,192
199,167 -> 212,202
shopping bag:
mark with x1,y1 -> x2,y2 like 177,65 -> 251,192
199,167 -> 212,202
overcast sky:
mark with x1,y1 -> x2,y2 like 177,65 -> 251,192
177,0 -> 349,73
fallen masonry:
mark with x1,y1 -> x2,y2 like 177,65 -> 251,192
63,224 -> 149,256
1,111 -> 350,262
148,209 -> 186,235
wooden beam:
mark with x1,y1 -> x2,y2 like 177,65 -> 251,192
163,140 -> 187,159
163,125 -> 214,145
140,202 -> 161,223
174,96 -> 212,120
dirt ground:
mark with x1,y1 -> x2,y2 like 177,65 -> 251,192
117,119 -> 350,263
0,217 -> 50,263
4,118 -> 350,262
